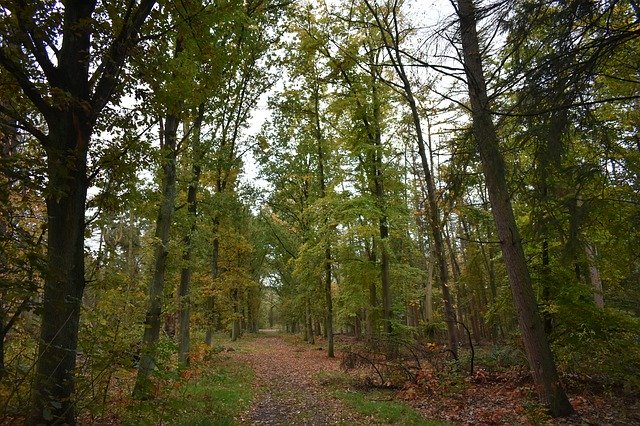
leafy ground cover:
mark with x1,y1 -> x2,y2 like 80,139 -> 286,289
5,331 -> 638,425
76,342 -> 254,425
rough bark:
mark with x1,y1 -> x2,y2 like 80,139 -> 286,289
455,0 -> 574,416
133,113 -> 179,399
178,105 -> 205,368
0,1 -> 158,421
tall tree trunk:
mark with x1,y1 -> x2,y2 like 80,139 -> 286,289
206,218 -> 221,346
133,113 -> 179,399
28,113 -> 91,424
365,0 -> 458,357
178,105 -> 205,368
585,244 -> 604,308
312,81 -> 334,357
455,0 -> 573,416
306,301 -> 315,344
0,2 -> 156,420
231,289 -> 241,341
371,82 -> 392,337
364,236 -> 378,337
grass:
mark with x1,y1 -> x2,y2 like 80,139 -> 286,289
122,359 -> 253,425
334,389 -> 452,426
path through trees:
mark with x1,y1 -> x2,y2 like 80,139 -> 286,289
236,331 -> 363,425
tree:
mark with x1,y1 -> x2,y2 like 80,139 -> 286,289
453,0 -> 574,416
363,0 -> 459,357
0,1 -> 156,422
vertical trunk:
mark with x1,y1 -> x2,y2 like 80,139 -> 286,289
365,0 -> 457,356
206,219 -> 221,346
231,289 -> 241,341
178,105 -> 204,368
365,236 -> 378,337
28,114 -> 91,424
541,240 -> 553,334
456,0 -> 573,416
371,84 -> 392,337
585,244 -> 604,308
425,255 -> 434,322
313,85 -> 335,357
16,0 -> 155,419
306,301 -> 315,344
133,113 -> 179,399
379,220 -> 392,335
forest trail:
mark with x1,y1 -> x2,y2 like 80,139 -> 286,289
233,332 -> 365,425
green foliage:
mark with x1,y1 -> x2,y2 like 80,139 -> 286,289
552,298 -> 640,389
334,389 -> 449,425
123,361 -> 253,425
467,345 -> 527,372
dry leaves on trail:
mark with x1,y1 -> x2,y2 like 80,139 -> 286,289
230,333 -> 363,425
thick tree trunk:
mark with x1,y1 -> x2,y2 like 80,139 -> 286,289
133,114 -> 179,399
0,2 -> 155,420
27,114 -> 91,425
455,0 -> 573,416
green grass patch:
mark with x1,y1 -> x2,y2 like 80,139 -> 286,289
122,361 -> 253,425
334,389 -> 451,426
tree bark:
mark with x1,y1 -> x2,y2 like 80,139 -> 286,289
455,0 -> 573,416
178,105 -> 205,368
133,113 -> 179,399
0,1 -> 156,421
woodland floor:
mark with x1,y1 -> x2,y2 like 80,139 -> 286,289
226,331 -> 640,426
4,331 -> 639,425
234,331 -> 365,425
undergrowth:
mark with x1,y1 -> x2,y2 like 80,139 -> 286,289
334,389 -> 451,425
121,360 -> 253,425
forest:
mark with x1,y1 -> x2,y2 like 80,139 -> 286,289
0,0 -> 639,424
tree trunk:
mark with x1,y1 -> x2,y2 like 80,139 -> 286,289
365,0 -> 457,357
178,105 -> 204,368
585,244 -> 604,308
133,113 -> 179,399
27,112 -> 91,424
206,218 -> 221,346
313,80 -> 334,357
455,0 -> 573,416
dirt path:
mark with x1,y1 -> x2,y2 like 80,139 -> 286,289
233,332 -> 363,425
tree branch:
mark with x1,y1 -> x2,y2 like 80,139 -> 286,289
91,0 -> 157,118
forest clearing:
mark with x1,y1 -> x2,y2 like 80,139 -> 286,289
1,0 -> 639,424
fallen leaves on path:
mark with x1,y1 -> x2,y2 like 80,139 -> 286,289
230,333 -> 364,425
